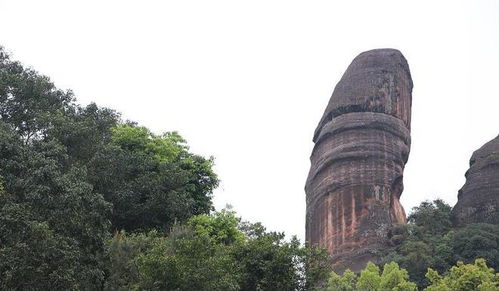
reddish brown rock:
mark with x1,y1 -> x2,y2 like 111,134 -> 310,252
305,49 -> 413,272
452,134 -> 499,226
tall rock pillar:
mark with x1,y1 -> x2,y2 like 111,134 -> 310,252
305,49 -> 413,272
452,134 -> 499,226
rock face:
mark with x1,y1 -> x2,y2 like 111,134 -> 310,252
452,135 -> 499,226
305,49 -> 413,272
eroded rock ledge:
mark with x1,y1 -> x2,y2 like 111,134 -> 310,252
305,49 -> 413,273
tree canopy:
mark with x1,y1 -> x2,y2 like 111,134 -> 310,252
322,259 -> 498,291
0,46 -> 218,289
105,209 -> 329,291
382,199 -> 499,288
1,46 -> 499,290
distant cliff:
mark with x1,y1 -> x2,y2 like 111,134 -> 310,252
305,49 -> 413,272
452,134 -> 499,226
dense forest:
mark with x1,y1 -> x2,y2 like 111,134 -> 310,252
0,47 -> 498,290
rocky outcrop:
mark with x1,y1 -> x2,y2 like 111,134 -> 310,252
305,49 -> 413,272
452,135 -> 499,226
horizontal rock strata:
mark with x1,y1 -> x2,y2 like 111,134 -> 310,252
452,134 -> 499,226
305,49 -> 413,273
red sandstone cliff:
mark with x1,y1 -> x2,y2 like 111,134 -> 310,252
305,49 -> 413,272
452,134 -> 499,226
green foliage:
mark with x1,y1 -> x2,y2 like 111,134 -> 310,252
326,269 -> 356,291
90,124 -> 219,232
3,45 -> 498,290
425,259 -> 499,291
323,262 -> 417,291
0,47 -> 74,143
134,226 -> 240,291
105,210 -> 330,291
234,231 -> 304,290
0,203 -> 81,290
379,262 -> 417,291
382,200 -> 454,287
383,200 -> 499,289
448,223 -> 499,270
407,199 -> 453,236
302,244 -> 331,290
111,125 -> 187,163
0,121 -> 111,289
0,46 -> 219,288
187,208 -> 244,245
356,262 -> 381,290
47,103 -> 120,164
0,47 -> 116,288
104,230 -> 162,290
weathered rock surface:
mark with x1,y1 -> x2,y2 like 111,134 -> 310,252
452,134 -> 499,226
305,49 -> 413,272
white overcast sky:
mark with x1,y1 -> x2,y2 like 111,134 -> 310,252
1,0 -> 498,240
